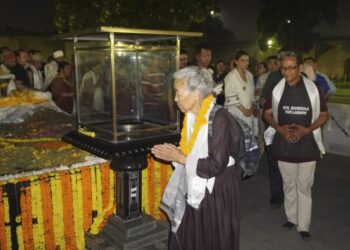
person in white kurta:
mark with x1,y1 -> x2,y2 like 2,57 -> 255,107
81,61 -> 104,112
0,67 -> 16,97
224,50 -> 255,130
27,52 -> 45,91
44,50 -> 65,89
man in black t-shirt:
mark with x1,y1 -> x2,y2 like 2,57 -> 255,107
263,49 -> 329,241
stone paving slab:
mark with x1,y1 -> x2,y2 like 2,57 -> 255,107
240,153 -> 350,250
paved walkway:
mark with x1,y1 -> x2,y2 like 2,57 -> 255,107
240,153 -> 350,250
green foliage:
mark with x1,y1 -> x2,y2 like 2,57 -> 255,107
54,0 -> 220,33
256,0 -> 339,52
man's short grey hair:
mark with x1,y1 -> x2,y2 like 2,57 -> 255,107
173,66 -> 214,97
277,47 -> 303,65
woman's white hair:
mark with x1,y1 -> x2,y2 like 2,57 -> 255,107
173,66 -> 214,97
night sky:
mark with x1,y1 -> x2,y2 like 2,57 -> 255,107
218,0 -> 350,39
0,0 -> 54,32
1,0 -> 350,38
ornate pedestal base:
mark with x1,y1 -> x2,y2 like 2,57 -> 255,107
85,214 -> 169,250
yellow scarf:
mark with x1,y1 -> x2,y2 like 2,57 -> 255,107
179,95 -> 214,156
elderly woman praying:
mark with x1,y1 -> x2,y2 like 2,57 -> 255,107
152,66 -> 241,250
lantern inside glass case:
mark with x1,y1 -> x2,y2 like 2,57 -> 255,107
60,27 -> 202,170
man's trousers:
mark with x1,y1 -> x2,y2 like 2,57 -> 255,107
278,160 -> 316,232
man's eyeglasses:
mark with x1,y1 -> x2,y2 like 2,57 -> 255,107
281,66 -> 298,72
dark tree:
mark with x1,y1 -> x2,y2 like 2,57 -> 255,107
191,16 -> 234,43
256,0 -> 339,52
54,0 -> 220,33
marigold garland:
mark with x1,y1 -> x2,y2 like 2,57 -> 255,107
70,168 -> 84,249
89,167 -> 97,234
39,174 -> 56,250
154,160 -> 161,219
15,215 -> 24,250
3,191 -> 11,249
89,166 -> 105,235
31,178 -> 45,249
0,157 -> 173,249
159,162 -> 168,220
20,183 -> 33,249
142,164 -> 149,215
15,176 -> 29,249
0,137 -> 57,143
95,166 -> 103,229
88,163 -> 114,234
81,168 -> 92,231
0,187 -> 7,249
147,156 -> 155,217
101,164 -> 110,209
50,172 -> 65,248
92,164 -> 116,233
179,95 -> 214,156
60,171 -> 77,249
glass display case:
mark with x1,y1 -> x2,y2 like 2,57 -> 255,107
60,27 -> 201,222
60,27 -> 202,170
76,46 -> 178,141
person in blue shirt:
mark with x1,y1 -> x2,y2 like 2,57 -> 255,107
303,57 -> 337,101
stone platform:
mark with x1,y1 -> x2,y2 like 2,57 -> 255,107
85,214 -> 169,250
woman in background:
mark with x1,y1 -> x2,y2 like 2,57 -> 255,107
224,50 -> 255,131
48,61 -> 75,114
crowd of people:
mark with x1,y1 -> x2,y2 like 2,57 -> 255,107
0,47 -> 182,121
1,43 -> 336,249
0,47 -> 75,113
152,44 -> 334,249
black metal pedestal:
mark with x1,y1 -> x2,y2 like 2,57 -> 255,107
116,170 -> 142,221
112,151 -> 148,221
85,153 -> 171,249
62,130 -> 179,249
